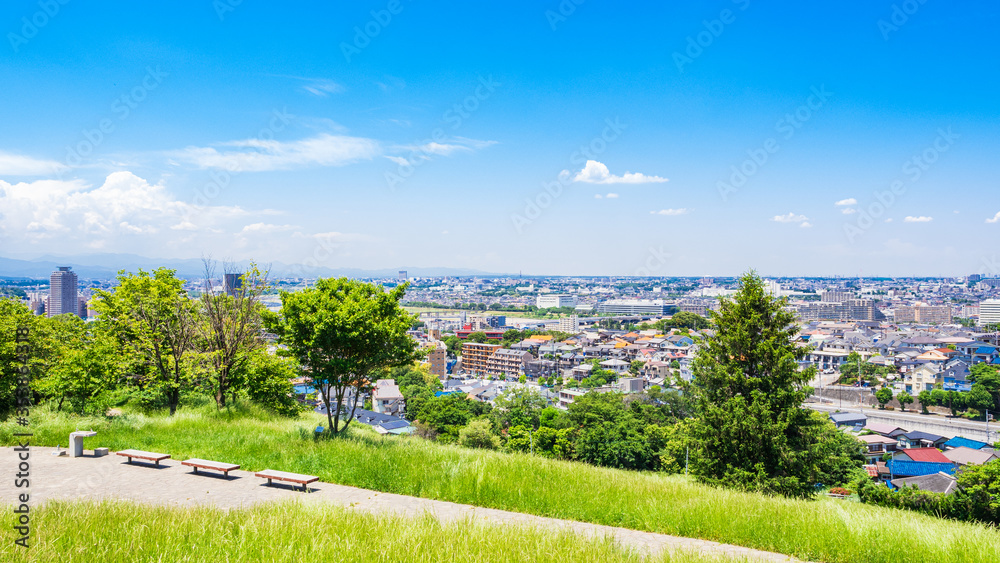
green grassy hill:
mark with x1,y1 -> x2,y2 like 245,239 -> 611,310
4,403 -> 999,563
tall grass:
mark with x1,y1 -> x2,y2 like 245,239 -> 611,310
5,403 -> 999,563
0,500 -> 730,563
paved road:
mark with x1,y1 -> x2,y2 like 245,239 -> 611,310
806,402 -> 997,442
2,447 -> 802,562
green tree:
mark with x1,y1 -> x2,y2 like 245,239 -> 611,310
967,383 -> 994,414
239,349 -> 302,417
493,386 -> 547,430
917,389 -> 932,413
689,271 -> 826,498
265,278 -> 419,435
969,363 -> 1000,412
0,299 -> 43,420
34,316 -> 121,415
896,391 -> 913,412
93,268 -> 199,416
197,260 -> 269,408
629,360 -> 644,375
875,387 -> 893,409
458,419 -> 500,449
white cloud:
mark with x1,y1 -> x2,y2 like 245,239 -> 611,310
885,218 -> 893,223
772,212 -> 809,224
841,208 -> 857,215
594,194 -> 602,199
605,193 -> 619,199
571,160 -> 668,184
987,211 -> 1000,224
835,198 -> 857,206
904,216 -> 933,223
0,172 -> 253,251
390,137 -> 497,162
800,221 -> 813,228
650,208 -> 690,216
238,223 -> 297,235
170,133 -> 380,171
0,151 -> 67,176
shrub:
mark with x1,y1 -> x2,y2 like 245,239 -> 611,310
458,419 -> 500,450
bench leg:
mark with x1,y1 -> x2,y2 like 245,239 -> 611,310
267,478 -> 272,486
193,466 -> 198,474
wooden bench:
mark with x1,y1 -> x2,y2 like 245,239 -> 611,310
116,449 -> 171,466
255,469 -> 319,492
182,458 -> 240,477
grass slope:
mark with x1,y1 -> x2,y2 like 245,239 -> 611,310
4,403 -> 999,563
1,501 -> 728,563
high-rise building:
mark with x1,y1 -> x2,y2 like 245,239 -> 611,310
223,273 -> 243,297
398,270 -> 408,281
47,267 -> 78,317
979,299 -> 1000,327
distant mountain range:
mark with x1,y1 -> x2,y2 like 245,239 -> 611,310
0,254 -> 504,280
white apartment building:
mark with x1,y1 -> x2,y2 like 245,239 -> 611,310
537,294 -> 577,308
980,299 -> 1000,327
558,315 -> 579,333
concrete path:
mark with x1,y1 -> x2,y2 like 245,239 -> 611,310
2,447 -> 802,562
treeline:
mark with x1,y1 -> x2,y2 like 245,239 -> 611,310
0,263 -> 301,419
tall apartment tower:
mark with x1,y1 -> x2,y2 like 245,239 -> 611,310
223,273 -> 243,297
398,270 -> 408,281
48,267 -> 79,317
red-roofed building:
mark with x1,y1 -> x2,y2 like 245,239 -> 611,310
894,448 -> 951,464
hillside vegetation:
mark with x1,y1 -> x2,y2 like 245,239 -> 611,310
4,403 -> 999,563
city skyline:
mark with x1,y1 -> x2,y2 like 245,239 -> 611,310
2,2 -> 999,277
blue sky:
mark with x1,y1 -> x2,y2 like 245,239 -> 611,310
1,1 -> 998,276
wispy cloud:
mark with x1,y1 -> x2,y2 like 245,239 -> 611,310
904,216 -> 933,223
388,137 -> 496,166
271,75 -> 345,97
987,211 -> 1000,224
571,160 -> 668,184
650,208 -> 690,216
0,151 -> 66,176
772,212 -> 809,224
841,208 -> 857,215
835,198 -> 857,206
169,133 -> 380,171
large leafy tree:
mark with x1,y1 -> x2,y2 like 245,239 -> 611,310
690,271 -> 827,498
197,260 -> 269,408
265,278 -> 419,435
93,268 -> 199,415
33,314 -> 121,414
0,299 -> 43,420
